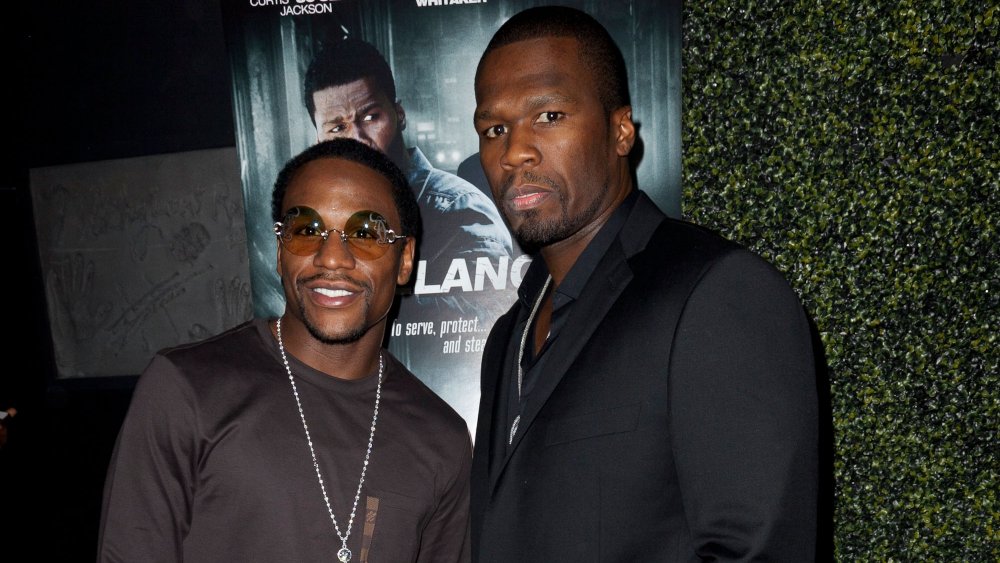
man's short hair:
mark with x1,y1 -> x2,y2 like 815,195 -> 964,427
476,5 -> 631,112
272,139 -> 421,243
303,38 -> 398,123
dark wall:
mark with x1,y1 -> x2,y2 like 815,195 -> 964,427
5,1 -> 234,558
25,1 -> 235,167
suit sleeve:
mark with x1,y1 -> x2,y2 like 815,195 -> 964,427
669,250 -> 819,561
97,355 -> 198,562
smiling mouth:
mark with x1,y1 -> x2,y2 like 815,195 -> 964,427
313,287 -> 354,298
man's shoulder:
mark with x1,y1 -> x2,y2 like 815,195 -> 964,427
421,165 -> 488,202
616,191 -> 737,261
618,195 -> 781,284
406,147 -> 492,205
159,318 -> 259,357
150,318 -> 265,378
129,319 -> 266,406
655,216 -> 742,253
636,215 -> 798,303
405,147 -> 513,254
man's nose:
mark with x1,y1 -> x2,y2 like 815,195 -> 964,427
313,231 -> 357,271
500,125 -> 540,170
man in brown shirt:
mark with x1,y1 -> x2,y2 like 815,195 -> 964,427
99,139 -> 471,562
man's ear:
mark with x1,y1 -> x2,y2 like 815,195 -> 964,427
395,101 -> 407,133
396,237 -> 416,286
613,106 -> 636,156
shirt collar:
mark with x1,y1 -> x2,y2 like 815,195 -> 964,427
517,190 -> 640,309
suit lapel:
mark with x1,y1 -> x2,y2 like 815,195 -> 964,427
502,248 -> 633,458
491,193 -> 666,488
476,309 -> 520,487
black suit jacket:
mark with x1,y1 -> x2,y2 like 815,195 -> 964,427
471,192 -> 818,562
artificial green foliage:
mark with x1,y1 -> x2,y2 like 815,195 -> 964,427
682,1 -> 997,559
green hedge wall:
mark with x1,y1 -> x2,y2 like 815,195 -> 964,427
682,2 -> 997,559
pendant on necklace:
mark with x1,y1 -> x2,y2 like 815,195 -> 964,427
337,546 -> 352,562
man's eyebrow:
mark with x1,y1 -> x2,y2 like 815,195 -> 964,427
319,96 -> 386,125
474,108 -> 495,123
475,92 -> 578,122
524,92 -> 577,110
358,98 -> 385,113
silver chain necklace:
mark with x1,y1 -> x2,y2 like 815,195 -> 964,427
509,275 -> 552,445
275,317 -> 382,563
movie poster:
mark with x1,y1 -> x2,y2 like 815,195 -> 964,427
220,0 -> 681,432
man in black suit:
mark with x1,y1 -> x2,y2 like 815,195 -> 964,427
470,6 -> 819,561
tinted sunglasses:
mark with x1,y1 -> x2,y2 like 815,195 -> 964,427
274,206 -> 408,260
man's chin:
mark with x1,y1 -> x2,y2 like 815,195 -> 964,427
296,297 -> 391,346
300,309 -> 371,345
305,323 -> 368,345
513,218 -> 571,254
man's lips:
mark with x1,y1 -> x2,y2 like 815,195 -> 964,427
302,277 -> 367,307
504,181 -> 556,212
312,287 -> 354,298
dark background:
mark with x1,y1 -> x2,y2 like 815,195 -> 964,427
4,1 -> 234,558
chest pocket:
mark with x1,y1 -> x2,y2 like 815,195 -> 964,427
361,488 -> 425,563
544,403 -> 641,446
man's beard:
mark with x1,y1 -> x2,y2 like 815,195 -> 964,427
511,183 -> 607,254
301,308 -> 368,344
292,278 -> 379,345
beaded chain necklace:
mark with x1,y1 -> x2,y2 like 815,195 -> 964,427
275,318 -> 382,563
